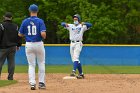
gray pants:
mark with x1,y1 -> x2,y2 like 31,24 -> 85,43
0,46 -> 16,80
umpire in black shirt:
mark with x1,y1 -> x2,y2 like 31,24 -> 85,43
0,12 -> 21,80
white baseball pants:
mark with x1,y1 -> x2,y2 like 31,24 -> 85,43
70,41 -> 83,63
25,41 -> 45,85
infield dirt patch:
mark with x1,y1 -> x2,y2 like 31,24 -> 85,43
0,73 -> 140,93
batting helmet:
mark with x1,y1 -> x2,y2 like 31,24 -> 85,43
29,4 -> 38,12
73,14 -> 81,22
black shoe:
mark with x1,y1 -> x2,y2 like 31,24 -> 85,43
39,82 -> 46,89
8,76 -> 13,80
76,74 -> 84,79
70,71 -> 76,77
31,84 -> 36,90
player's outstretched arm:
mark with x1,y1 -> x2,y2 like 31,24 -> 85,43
82,22 -> 92,29
61,22 -> 69,27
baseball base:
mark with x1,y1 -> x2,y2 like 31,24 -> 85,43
63,76 -> 77,79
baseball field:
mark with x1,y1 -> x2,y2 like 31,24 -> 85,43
1,65 -> 140,93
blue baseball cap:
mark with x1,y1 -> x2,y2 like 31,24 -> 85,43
29,4 -> 38,12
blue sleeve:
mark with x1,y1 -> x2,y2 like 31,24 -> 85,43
84,22 -> 92,29
40,19 -> 46,32
19,20 -> 26,34
61,22 -> 66,27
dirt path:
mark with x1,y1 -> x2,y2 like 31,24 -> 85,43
0,73 -> 140,93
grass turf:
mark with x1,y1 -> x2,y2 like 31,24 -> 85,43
1,65 -> 140,74
1,65 -> 140,87
0,80 -> 17,87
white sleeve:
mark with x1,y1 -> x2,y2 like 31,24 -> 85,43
83,25 -> 88,31
66,24 -> 72,31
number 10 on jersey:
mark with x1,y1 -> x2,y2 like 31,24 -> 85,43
27,25 -> 37,35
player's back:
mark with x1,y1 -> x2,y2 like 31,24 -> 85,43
20,16 -> 45,42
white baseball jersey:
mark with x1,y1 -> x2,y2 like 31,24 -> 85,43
64,24 -> 88,62
66,24 -> 88,41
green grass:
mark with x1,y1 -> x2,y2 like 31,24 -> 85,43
0,80 -> 17,87
2,65 -> 140,74
1,65 -> 140,87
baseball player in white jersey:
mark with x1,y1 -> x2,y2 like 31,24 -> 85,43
18,4 -> 46,90
61,14 -> 92,79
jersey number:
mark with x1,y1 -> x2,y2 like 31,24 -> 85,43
27,26 -> 37,35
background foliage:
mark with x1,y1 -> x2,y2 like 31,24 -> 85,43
0,0 -> 140,44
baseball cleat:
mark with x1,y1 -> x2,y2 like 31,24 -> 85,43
31,84 -> 36,90
76,74 -> 84,79
70,71 -> 76,77
38,82 -> 46,89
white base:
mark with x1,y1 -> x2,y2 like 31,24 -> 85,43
63,76 -> 77,79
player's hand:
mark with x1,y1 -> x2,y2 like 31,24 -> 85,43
65,23 -> 69,27
81,22 -> 85,26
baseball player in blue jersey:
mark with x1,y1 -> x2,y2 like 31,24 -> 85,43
18,4 -> 46,90
61,14 -> 92,79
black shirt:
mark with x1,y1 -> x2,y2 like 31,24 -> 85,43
0,20 -> 22,49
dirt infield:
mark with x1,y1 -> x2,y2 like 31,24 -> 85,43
1,73 -> 140,93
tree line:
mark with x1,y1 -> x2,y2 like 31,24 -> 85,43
0,0 -> 140,44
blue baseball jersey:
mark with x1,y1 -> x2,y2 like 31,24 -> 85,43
19,16 -> 46,42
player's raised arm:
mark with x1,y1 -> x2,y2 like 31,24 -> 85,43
82,22 -> 92,29
61,22 -> 69,28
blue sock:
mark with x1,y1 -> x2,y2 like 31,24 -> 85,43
78,63 -> 83,74
73,61 -> 79,71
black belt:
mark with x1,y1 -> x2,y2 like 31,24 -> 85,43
71,41 -> 80,43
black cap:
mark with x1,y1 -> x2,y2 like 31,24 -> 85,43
4,12 -> 12,18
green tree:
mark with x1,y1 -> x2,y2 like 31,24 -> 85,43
0,0 -> 140,44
